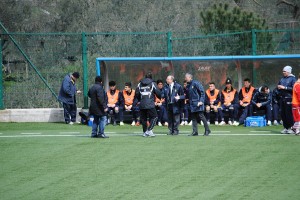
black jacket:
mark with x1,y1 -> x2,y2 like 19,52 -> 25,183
88,82 -> 107,116
135,78 -> 161,109
163,82 -> 185,114
251,87 -> 272,107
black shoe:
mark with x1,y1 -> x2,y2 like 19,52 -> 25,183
203,130 -> 211,136
98,134 -> 109,138
188,132 -> 198,136
91,135 -> 98,138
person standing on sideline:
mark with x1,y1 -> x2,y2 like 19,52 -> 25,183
184,73 -> 211,136
88,76 -> 109,138
163,75 -> 185,135
278,66 -> 297,134
238,78 -> 256,125
135,71 -> 161,137
292,73 -> 300,135
58,72 -> 81,124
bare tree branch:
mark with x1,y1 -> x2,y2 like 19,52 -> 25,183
276,0 -> 300,19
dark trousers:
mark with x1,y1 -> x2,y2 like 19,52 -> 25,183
220,104 -> 239,122
157,105 -> 167,123
239,104 -> 253,124
119,106 -> 140,122
62,103 -> 77,123
140,108 -> 158,133
272,103 -> 280,121
280,98 -> 294,129
181,104 -> 189,122
107,107 -> 119,123
191,111 -> 210,134
205,108 -> 222,122
254,104 -> 272,121
167,105 -> 180,134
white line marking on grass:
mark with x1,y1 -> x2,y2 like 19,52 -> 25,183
59,132 -> 80,134
212,131 -> 231,133
250,131 -> 271,133
20,133 -> 41,135
0,133 -> 291,138
212,133 -> 281,136
0,133 -> 3,134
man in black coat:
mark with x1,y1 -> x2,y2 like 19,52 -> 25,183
163,75 -> 185,135
88,76 -> 109,138
135,71 -> 161,137
185,73 -> 211,136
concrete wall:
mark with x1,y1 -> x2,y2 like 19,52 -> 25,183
0,108 -> 72,122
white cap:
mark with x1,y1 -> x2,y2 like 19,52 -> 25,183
283,66 -> 292,73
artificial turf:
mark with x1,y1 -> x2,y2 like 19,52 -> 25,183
0,122 -> 299,200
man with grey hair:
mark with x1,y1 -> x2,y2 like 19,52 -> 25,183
163,75 -> 185,135
277,66 -> 297,134
184,73 -> 211,136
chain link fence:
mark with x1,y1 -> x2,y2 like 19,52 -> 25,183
1,28 -> 300,109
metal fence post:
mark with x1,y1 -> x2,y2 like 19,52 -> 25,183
251,29 -> 257,85
82,32 -> 88,109
0,38 -> 4,109
167,31 -> 172,57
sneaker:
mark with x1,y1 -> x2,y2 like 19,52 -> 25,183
273,120 -> 279,126
69,121 -> 74,125
281,128 -> 288,134
131,121 -> 136,126
98,133 -> 109,138
233,121 -> 239,126
287,128 -> 295,134
207,121 -> 210,125
143,131 -> 149,137
219,121 -> 226,126
158,122 -> 162,126
228,121 -> 233,125
164,122 -> 168,126
200,121 -> 204,125
215,121 -> 219,125
267,120 -> 271,126
184,121 -> 188,125
180,121 -> 185,126
188,121 -> 192,126
135,122 -> 140,126
120,121 -> 124,126
148,130 -> 155,137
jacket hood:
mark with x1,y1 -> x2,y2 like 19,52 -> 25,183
140,78 -> 153,85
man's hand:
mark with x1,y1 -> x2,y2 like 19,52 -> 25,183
256,103 -> 262,108
175,95 -> 180,101
197,102 -> 203,106
277,85 -> 285,90
77,90 -> 82,94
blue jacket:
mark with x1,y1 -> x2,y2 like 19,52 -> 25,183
163,82 -> 185,114
186,79 -> 205,113
251,87 -> 272,107
58,74 -> 77,104
278,74 -> 297,98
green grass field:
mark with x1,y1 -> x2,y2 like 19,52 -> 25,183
0,122 -> 299,200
